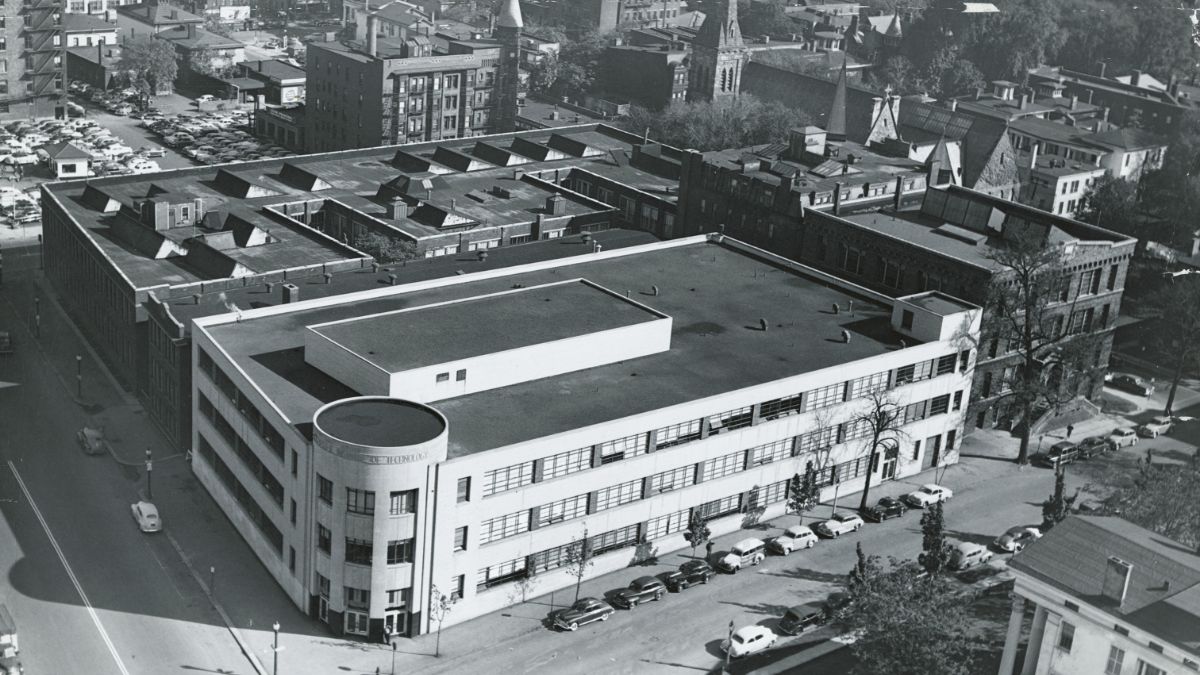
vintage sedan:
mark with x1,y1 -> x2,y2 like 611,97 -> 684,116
552,598 -> 614,631
814,513 -> 865,538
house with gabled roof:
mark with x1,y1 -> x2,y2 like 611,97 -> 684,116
1001,516 -> 1200,675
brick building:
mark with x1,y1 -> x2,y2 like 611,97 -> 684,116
600,44 -> 688,109
0,0 -> 67,117
793,185 -> 1135,431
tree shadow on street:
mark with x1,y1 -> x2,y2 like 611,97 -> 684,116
760,566 -> 845,584
944,528 -> 995,547
716,599 -> 790,619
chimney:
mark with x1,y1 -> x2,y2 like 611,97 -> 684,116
389,197 -> 408,220
187,22 -> 196,40
1102,557 -> 1133,608
257,60 -> 263,72
1030,141 -> 1039,170
832,181 -> 844,215
545,193 -> 566,215
97,42 -> 103,65
1097,61 -> 1107,78
893,175 -> 903,210
1131,69 -> 1142,87
1020,93 -> 1029,110
281,283 -> 300,303
367,15 -> 379,58
974,86 -> 983,101
949,99 -> 958,112
1069,94 -> 1078,111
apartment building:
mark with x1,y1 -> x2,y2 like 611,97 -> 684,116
1000,516 -> 1200,675
190,232 -> 980,641
0,0 -> 67,117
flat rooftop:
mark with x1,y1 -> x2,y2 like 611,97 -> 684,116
203,239 -> 911,457
907,292 -> 978,316
310,279 -> 663,372
703,140 -> 922,194
42,124 -> 682,290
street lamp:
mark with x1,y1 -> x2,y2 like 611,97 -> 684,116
272,621 -> 280,675
391,641 -> 397,675
145,449 -> 153,500
75,354 -> 82,398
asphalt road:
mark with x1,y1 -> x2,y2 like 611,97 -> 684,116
0,272 -> 250,675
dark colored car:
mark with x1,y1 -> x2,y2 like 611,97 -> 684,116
863,496 -> 909,522
552,597 -> 614,631
612,576 -> 667,608
663,560 -> 713,591
1109,374 -> 1154,396
1076,436 -> 1113,458
778,602 -> 826,635
1034,441 -> 1079,468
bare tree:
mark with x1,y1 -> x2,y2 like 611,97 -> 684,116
562,526 -> 594,603
429,585 -> 456,658
985,231 -> 1104,464
855,390 -> 908,513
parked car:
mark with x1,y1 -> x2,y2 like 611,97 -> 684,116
611,576 -> 666,608
195,94 -> 215,103
778,602 -> 826,635
814,513 -> 865,538
767,524 -> 818,555
663,560 -> 713,591
949,541 -> 993,570
1138,416 -> 1173,438
1076,436 -> 1113,458
863,496 -> 909,522
903,483 -> 954,508
1109,373 -> 1154,396
130,501 -> 161,533
717,537 -> 767,573
552,597 -> 613,631
1034,441 -> 1079,468
1108,427 -> 1139,448
721,625 -> 777,658
993,526 -> 1042,552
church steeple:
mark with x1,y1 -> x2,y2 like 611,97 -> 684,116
827,58 -> 848,141
687,0 -> 748,103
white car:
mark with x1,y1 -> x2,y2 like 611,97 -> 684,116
721,625 -> 777,658
993,526 -> 1042,552
131,501 -> 161,533
903,483 -> 954,508
1138,416 -> 1173,438
814,513 -> 865,538
767,525 -> 818,555
196,94 -> 215,103
1108,427 -> 1139,448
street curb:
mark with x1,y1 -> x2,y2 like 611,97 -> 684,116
163,529 -> 270,675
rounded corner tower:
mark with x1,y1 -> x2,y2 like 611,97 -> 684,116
311,396 -> 448,641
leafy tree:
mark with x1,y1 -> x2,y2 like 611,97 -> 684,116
839,558 -> 979,675
429,585 -> 456,657
684,511 -> 711,560
853,390 -> 907,513
738,0 -> 797,39
1129,0 -> 1197,80
620,95 -> 813,152
191,46 -> 237,79
1041,464 -> 1078,532
352,232 -> 419,263
1076,175 -> 1141,238
985,231 -> 1104,464
1056,0 -> 1138,75
788,466 -> 819,525
544,29 -> 607,97
965,0 -> 1065,82
1111,450 -> 1200,553
562,527 -> 594,603
117,37 -> 178,95
847,542 -> 876,592
1151,276 -> 1200,415
526,53 -> 561,94
918,502 -> 952,577
872,55 -> 916,93
1140,111 -> 1200,246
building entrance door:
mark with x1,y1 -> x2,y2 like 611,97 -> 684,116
384,611 -> 409,638
881,444 -> 899,480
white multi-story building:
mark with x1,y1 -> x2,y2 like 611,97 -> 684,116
190,234 -> 980,641
1000,516 -> 1200,675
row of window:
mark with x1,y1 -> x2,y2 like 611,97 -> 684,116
316,529 -> 415,566
198,393 -> 284,508
198,350 -> 286,459
315,477 -> 418,517
471,391 -> 962,546
470,352 -> 970,498
196,434 -> 283,555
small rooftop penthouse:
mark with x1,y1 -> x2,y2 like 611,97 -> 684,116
196,234 -> 981,457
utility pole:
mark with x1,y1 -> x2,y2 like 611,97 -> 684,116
75,354 -> 82,398
145,449 -> 153,500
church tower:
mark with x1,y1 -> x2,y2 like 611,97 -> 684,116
687,0 -> 748,103
494,0 -> 523,133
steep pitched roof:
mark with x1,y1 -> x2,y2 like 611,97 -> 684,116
695,0 -> 743,50
42,141 -> 92,161
1011,516 -> 1200,656
497,0 -> 522,29
827,59 -> 848,141
898,99 -> 1014,190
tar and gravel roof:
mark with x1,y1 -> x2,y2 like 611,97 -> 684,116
203,239 -> 911,457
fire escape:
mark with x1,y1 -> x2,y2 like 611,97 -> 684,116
19,0 -> 65,115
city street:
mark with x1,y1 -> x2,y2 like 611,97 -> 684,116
0,243 -> 1197,674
